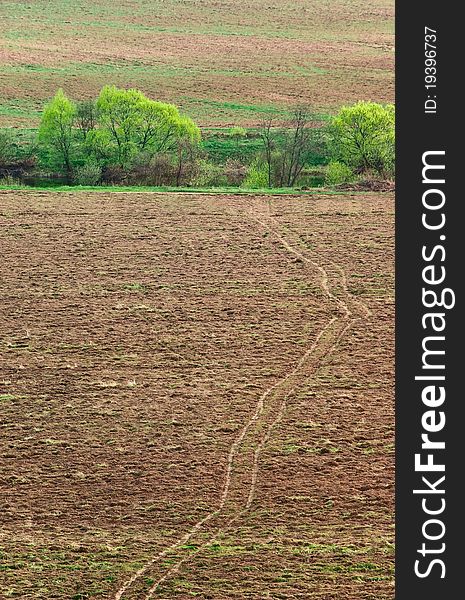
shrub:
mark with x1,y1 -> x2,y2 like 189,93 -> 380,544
243,160 -> 269,188
151,154 -> 176,186
325,161 -> 355,186
224,159 -> 247,186
73,161 -> 102,186
101,164 -> 126,185
126,153 -> 174,186
0,129 -> 15,166
229,126 -> 247,138
0,175 -> 27,187
192,159 -> 225,187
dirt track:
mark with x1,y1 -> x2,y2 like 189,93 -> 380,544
0,191 -> 394,599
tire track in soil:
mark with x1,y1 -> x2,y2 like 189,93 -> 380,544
114,198 -> 372,600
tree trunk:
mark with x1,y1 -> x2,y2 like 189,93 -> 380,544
176,146 -> 183,187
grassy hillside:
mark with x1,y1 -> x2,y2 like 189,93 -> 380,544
0,0 -> 394,128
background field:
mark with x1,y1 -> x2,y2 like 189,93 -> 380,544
0,190 -> 394,599
0,0 -> 394,128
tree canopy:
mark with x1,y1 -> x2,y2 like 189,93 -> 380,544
38,89 -> 76,176
29,92 -> 396,189
94,86 -> 200,166
37,86 -> 201,172
329,101 -> 395,177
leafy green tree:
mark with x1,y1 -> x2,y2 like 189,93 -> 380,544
94,86 -> 141,166
38,89 -> 76,177
329,101 -> 394,177
95,85 -> 200,167
84,128 -> 117,165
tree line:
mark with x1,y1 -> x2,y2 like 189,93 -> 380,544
0,87 -> 395,188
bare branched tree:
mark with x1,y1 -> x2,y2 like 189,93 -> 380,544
76,100 -> 97,140
280,106 -> 312,187
259,107 -> 318,188
259,117 -> 276,188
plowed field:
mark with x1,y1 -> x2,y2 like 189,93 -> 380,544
0,0 -> 394,127
0,191 -> 394,599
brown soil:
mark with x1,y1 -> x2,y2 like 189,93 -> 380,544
0,191 -> 394,599
0,0 -> 394,127
336,180 -> 395,192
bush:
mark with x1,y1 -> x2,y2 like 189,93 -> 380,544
101,164 -> 126,185
224,159 -> 247,186
382,155 -> 395,180
229,126 -> 247,138
325,161 -> 355,186
192,159 -> 225,187
127,153 -> 175,186
151,154 -> 176,186
0,175 -> 27,187
0,129 -> 15,166
243,160 -> 269,188
73,161 -> 102,186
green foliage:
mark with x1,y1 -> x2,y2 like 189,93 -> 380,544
95,85 -> 200,167
0,129 -> 16,165
95,86 -> 144,166
34,86 -> 202,180
325,161 -> 355,186
38,89 -> 76,174
243,159 -> 269,188
329,101 -> 394,177
229,126 -> 247,139
73,161 -> 102,186
192,158 -> 225,187
14,89 -> 395,189
84,128 -> 117,165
